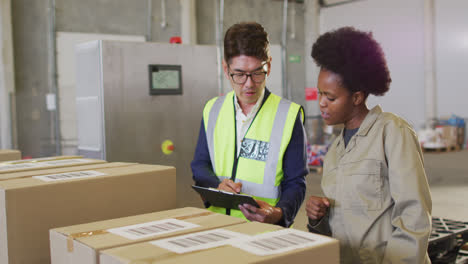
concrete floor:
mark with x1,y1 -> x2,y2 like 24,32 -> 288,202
292,149 -> 468,232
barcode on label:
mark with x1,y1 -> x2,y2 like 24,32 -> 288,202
168,231 -> 231,247
107,219 -> 200,240
33,170 -> 106,182
150,229 -> 249,254
249,233 -> 314,251
0,162 -> 46,171
42,159 -> 91,165
231,229 -> 334,256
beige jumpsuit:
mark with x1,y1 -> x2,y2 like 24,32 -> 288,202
309,106 -> 432,264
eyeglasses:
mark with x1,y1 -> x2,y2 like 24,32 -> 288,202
229,71 -> 267,84
229,70 -> 267,84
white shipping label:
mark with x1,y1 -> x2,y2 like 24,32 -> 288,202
150,229 -> 250,254
107,219 -> 200,240
41,158 -> 94,166
0,162 -> 48,171
230,229 -> 334,256
33,170 -> 107,182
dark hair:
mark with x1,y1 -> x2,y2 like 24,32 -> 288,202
311,27 -> 391,96
224,22 -> 270,64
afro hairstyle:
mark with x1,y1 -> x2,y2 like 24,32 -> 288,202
311,27 -> 391,96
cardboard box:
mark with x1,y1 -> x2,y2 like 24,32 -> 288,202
0,163 -> 176,264
437,125 -> 458,148
99,222 -> 340,264
0,149 -> 21,162
50,207 -> 246,264
0,157 -> 106,175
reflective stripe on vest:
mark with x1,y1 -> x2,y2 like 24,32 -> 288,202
206,95 -> 226,173
205,91 -> 297,200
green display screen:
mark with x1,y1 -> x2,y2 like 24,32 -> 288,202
148,65 -> 182,95
152,70 -> 180,89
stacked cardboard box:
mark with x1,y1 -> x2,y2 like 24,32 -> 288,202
437,126 -> 459,148
0,163 -> 176,264
50,207 -> 246,264
98,222 -> 340,264
0,149 -> 21,162
438,115 -> 466,148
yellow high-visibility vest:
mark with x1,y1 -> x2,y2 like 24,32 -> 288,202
203,90 -> 302,219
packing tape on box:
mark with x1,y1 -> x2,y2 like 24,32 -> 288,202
66,211 -> 215,252
128,252 -> 178,264
67,230 -> 109,252
174,211 -> 214,220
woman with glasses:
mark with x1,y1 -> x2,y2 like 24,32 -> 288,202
191,22 -> 308,227
306,27 -> 432,263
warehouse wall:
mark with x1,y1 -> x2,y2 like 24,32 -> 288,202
12,0 -> 308,157
55,0 -> 181,41
435,0 -> 468,120
12,0 -> 182,157
0,0 -> 15,149
12,0 -> 53,157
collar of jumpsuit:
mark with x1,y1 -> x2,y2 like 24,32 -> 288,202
234,88 -> 266,157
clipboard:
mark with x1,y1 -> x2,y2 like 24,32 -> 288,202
192,185 -> 260,210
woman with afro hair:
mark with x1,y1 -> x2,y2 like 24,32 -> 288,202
305,27 -> 432,263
